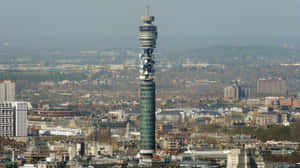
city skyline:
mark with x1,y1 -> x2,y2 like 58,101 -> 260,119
1,1 -> 300,168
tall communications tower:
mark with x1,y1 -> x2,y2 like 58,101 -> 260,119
138,6 -> 158,160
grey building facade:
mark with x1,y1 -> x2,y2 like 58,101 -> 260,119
0,79 -> 16,102
0,102 -> 28,137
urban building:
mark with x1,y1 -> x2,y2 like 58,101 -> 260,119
0,79 -> 16,101
241,87 -> 256,98
224,80 -> 256,101
39,126 -> 83,136
293,98 -> 300,109
39,108 -> 77,118
279,97 -> 293,107
224,85 -> 241,101
226,148 -> 253,168
255,112 -> 279,127
138,7 -> 158,160
0,101 -> 28,136
257,78 -> 287,96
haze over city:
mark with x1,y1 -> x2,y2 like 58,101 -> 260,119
1,0 -> 300,48
1,1 -> 300,168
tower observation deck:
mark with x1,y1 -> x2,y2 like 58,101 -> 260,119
138,7 -> 158,160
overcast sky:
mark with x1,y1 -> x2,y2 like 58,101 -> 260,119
1,0 -> 300,48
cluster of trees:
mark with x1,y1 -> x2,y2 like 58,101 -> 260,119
224,120 -> 300,142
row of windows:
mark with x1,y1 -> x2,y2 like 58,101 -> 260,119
140,113 -> 154,116
0,127 -> 14,131
140,85 -> 155,88
141,129 -> 155,133
141,137 -> 155,140
140,117 -> 155,120
139,26 -> 157,31
141,102 -> 154,105
141,102 -> 154,106
141,132 -> 155,136
140,94 -> 155,98
140,94 -> 154,96
140,118 -> 155,122
140,109 -> 154,113
0,111 -> 14,114
140,89 -> 154,92
140,133 -> 154,138
140,95 -> 155,98
140,109 -> 154,112
141,104 -> 155,107
0,119 -> 14,123
141,99 -> 154,102
140,108 -> 155,112
141,133 -> 155,137
140,107 -> 154,111
141,142 -> 155,146
140,93 -> 154,97
140,96 -> 155,99
140,82 -> 155,87
141,146 -> 155,149
141,121 -> 154,125
140,96 -> 154,99
140,81 -> 155,85
140,100 -> 155,103
141,124 -> 155,128
141,127 -> 155,131
141,140 -> 154,145
140,103 -> 154,106
0,133 -> 14,136
140,117 -> 155,121
140,111 -> 154,114
0,104 -> 13,108
141,144 -> 155,148
141,139 -> 155,145
140,88 -> 154,91
140,110 -> 154,114
141,131 -> 155,135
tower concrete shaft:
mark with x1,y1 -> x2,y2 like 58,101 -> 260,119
138,9 -> 158,159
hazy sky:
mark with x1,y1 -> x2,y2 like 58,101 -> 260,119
1,0 -> 300,48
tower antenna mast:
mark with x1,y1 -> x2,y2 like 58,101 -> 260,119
138,2 -> 158,162
146,5 -> 150,16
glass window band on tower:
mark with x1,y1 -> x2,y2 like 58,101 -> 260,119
139,81 -> 156,154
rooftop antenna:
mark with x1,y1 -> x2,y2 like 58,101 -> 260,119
146,5 -> 150,16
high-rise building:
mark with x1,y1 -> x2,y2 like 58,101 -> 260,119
0,79 -> 16,101
138,7 -> 158,160
224,85 -> 241,101
0,102 -> 28,137
257,78 -> 287,96
241,87 -> 256,98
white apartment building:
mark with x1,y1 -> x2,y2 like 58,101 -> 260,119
0,101 -> 28,136
0,79 -> 15,101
